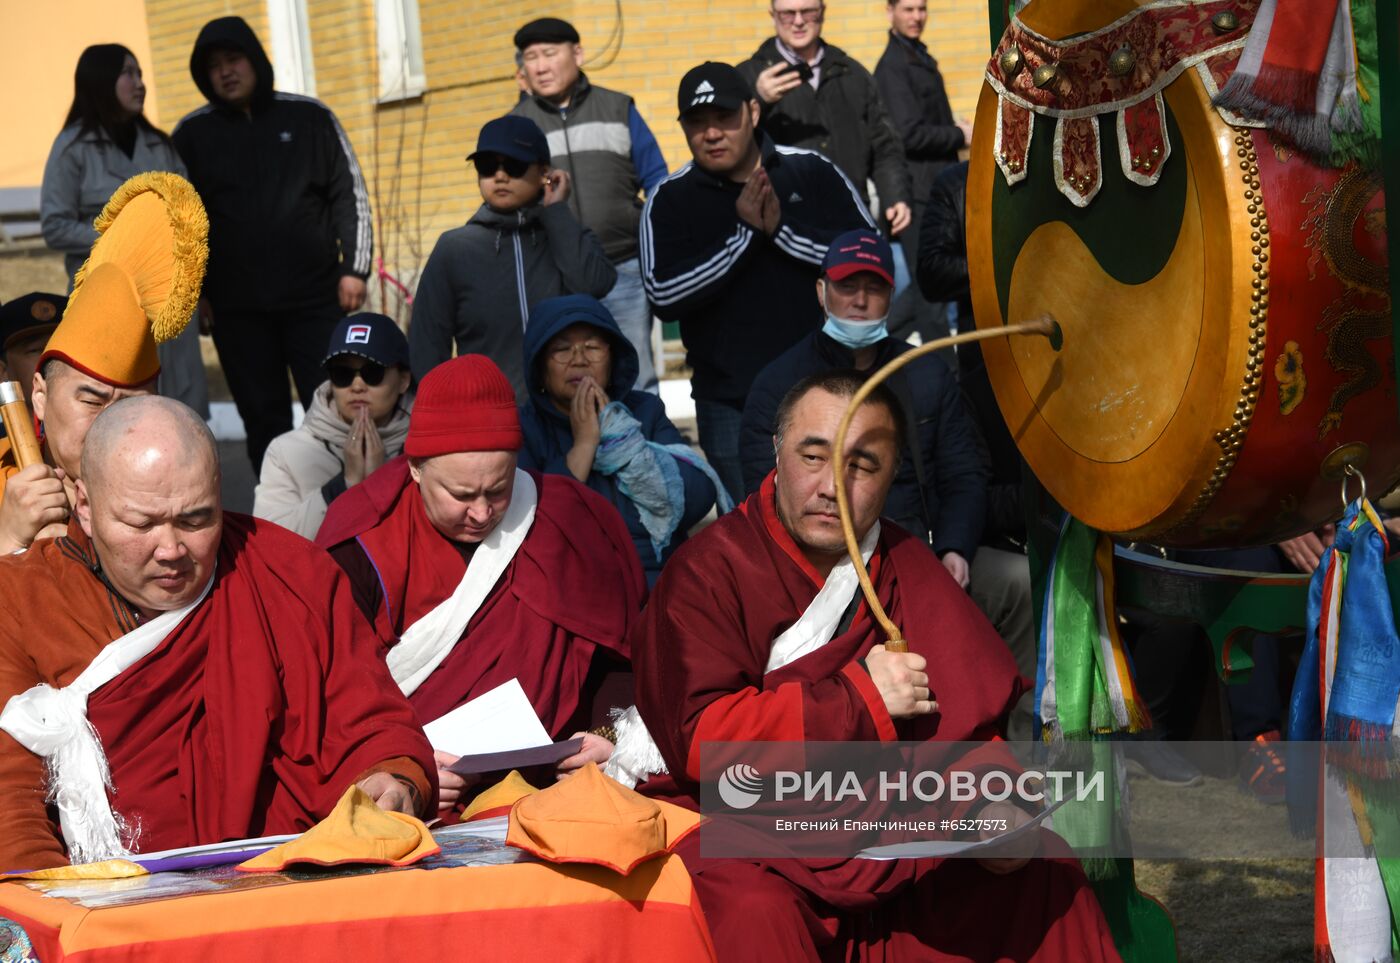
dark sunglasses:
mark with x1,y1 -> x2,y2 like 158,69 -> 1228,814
472,154 -> 532,179
328,362 -> 387,388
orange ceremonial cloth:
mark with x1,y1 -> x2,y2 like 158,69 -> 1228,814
0,513 -> 435,871
0,852 -> 717,962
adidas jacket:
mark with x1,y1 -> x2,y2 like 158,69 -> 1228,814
173,17 -> 372,313
641,133 -> 873,405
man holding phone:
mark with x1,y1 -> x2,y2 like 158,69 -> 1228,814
408,115 -> 616,398
737,0 -> 912,240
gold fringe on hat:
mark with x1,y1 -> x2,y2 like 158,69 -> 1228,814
44,172 -> 209,387
70,171 -> 209,344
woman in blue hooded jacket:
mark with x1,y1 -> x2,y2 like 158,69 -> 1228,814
519,295 -> 729,585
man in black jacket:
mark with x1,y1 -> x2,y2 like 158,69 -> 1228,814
736,0 -> 911,238
740,230 -> 986,588
875,0 -> 972,341
174,16 -> 372,474
642,62 -> 873,502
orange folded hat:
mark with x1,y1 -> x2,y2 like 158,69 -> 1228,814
237,786 -> 440,873
506,763 -> 702,875
41,172 -> 208,388
461,769 -> 538,823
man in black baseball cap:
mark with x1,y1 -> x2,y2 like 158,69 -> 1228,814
640,61 -> 875,501
0,293 -> 66,405
676,62 -> 754,119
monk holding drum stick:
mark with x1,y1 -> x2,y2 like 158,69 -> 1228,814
0,173 -> 204,554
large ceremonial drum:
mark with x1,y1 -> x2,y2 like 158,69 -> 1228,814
967,0 -> 1395,546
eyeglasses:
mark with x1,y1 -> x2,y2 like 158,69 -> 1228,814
328,361 -> 388,388
548,340 -> 610,364
473,154 -> 532,179
773,5 -> 824,23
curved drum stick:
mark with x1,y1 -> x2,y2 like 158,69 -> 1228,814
831,316 -> 1060,652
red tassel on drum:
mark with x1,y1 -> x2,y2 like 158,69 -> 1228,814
1052,115 -> 1101,207
995,97 -> 1034,186
1117,92 -> 1170,186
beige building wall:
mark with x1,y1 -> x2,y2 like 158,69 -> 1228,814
141,0 -> 990,319
0,0 -> 163,187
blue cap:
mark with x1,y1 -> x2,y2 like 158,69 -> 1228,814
323,313 -> 410,368
469,115 -> 550,165
821,229 -> 895,285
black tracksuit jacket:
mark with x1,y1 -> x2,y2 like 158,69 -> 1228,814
641,133 -> 873,405
173,17 -> 372,313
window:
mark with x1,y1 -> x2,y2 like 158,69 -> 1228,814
377,0 -> 427,102
265,0 -> 317,96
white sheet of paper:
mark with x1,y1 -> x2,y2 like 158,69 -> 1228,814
422,678 -> 552,756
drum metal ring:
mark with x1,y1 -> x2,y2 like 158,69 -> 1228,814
1341,463 -> 1367,509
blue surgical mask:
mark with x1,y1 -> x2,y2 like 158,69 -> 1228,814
820,282 -> 889,349
822,313 -> 888,348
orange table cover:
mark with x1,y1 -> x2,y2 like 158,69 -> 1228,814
0,854 -> 716,962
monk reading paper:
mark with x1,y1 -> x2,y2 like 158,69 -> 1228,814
609,371 -> 1120,961
0,397 -> 435,870
316,354 -> 645,816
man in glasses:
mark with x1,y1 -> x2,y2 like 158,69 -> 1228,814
641,63 -> 873,503
510,17 -> 669,395
408,114 -> 615,399
737,0 -> 912,247
254,313 -> 414,538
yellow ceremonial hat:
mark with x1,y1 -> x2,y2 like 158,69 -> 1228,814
40,172 -> 208,388
506,763 -> 702,875
237,786 -> 440,872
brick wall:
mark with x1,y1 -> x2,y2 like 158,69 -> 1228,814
143,0 -> 991,320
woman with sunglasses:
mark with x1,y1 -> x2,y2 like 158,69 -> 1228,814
519,295 -> 730,586
254,313 -> 413,537
408,114 -> 616,401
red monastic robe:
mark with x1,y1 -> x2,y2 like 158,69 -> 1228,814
0,514 -> 436,871
633,474 -> 1121,962
316,458 -> 645,737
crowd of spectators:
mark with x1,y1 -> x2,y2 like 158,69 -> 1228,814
16,1 -> 1300,800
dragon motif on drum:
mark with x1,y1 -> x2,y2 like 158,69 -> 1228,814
1301,166 -> 1391,439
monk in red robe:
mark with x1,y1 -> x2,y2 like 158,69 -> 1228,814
0,397 -> 435,871
617,371 -> 1120,961
316,355 -> 645,816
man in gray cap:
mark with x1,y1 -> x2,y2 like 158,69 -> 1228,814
511,17 -> 669,394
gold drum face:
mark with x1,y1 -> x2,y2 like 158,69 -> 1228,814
968,0 -> 1395,547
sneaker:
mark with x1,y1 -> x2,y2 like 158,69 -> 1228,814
1123,736 -> 1205,787
1239,730 -> 1287,805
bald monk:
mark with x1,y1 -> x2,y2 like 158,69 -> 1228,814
613,370 -> 1120,961
317,355 -> 645,815
0,397 -> 435,870
0,174 -> 201,556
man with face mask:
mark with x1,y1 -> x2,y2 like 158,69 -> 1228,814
739,229 -> 986,589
